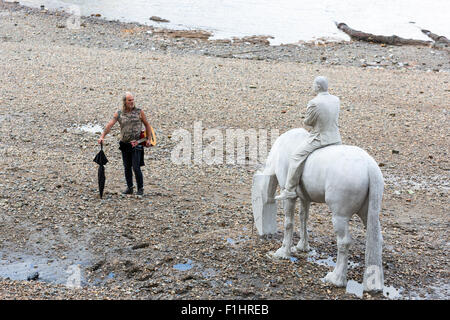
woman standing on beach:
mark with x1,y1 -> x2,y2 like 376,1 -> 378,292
98,92 -> 152,196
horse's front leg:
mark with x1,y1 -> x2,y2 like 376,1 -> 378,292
292,199 -> 311,253
271,198 -> 296,259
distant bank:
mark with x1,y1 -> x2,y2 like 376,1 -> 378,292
7,0 -> 450,45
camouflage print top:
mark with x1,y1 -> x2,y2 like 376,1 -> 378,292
116,107 -> 142,143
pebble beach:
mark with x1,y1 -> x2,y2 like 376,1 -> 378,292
0,1 -> 449,300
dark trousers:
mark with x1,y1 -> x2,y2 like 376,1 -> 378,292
120,144 -> 144,190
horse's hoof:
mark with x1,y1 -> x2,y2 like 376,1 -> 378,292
291,246 -> 308,254
363,282 -> 383,293
267,249 -> 290,260
293,242 -> 310,252
363,267 -> 384,292
324,271 -> 347,287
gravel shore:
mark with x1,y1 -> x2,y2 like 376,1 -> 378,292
0,1 -> 449,300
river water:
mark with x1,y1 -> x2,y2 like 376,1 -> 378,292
7,0 -> 450,45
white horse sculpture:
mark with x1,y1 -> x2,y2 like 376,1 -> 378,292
252,128 -> 384,291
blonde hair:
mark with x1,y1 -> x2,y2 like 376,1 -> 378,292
122,92 -> 134,112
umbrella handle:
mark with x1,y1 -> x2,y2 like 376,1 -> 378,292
100,141 -> 103,150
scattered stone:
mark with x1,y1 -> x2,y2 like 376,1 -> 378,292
150,16 -> 170,23
131,242 -> 150,250
27,272 -> 39,281
90,260 -> 105,271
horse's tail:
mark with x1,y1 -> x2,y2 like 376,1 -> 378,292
363,159 -> 384,292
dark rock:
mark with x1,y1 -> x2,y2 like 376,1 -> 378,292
150,16 -> 170,23
90,260 -> 105,271
137,272 -> 154,281
27,272 -> 39,281
181,274 -> 195,281
175,285 -> 192,294
132,242 -> 150,250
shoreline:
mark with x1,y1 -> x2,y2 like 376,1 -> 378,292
2,1 -> 449,72
0,0 -> 449,300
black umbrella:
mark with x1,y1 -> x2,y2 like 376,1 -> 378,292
93,143 -> 108,198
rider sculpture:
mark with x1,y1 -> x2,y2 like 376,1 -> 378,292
253,76 -> 385,291
275,76 -> 341,201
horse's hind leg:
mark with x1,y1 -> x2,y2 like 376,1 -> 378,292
292,199 -> 311,253
271,198 -> 296,259
324,212 -> 352,287
357,195 -> 369,229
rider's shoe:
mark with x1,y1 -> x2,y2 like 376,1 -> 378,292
274,189 -> 297,200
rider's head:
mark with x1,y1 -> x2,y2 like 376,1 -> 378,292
313,76 -> 328,93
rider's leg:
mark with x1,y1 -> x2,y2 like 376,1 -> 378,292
275,138 -> 321,200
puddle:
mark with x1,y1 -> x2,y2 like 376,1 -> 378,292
201,267 -> 219,279
345,280 -> 364,298
409,280 -> 450,300
173,259 -> 193,271
383,285 -> 403,299
0,251 -> 89,287
172,260 -> 226,287
223,234 -> 251,246
307,249 -> 359,269
345,280 -> 403,299
69,123 -> 103,135
226,238 -> 235,245
307,249 -> 403,299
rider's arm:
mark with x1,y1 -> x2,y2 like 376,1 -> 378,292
304,102 -> 318,127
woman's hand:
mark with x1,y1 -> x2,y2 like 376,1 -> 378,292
98,137 -> 104,145
145,140 -> 151,147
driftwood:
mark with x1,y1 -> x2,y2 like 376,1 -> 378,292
150,16 -> 170,23
336,22 -> 432,46
421,29 -> 450,45
152,28 -> 212,40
